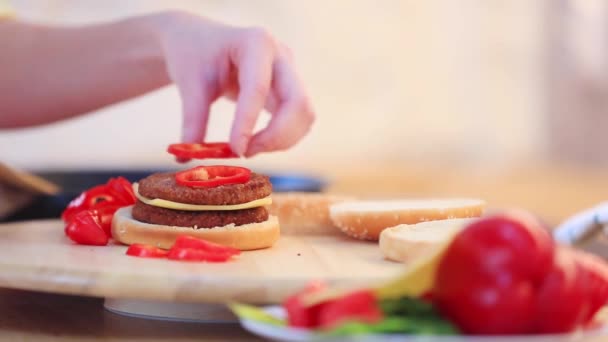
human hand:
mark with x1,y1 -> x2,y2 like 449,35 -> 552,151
154,11 -> 315,157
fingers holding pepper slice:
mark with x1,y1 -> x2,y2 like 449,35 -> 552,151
175,165 -> 252,188
167,142 -> 238,163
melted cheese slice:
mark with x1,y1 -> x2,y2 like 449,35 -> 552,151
133,183 -> 271,211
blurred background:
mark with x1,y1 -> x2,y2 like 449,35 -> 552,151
2,0 -> 608,224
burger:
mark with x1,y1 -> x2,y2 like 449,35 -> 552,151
111,144 -> 280,250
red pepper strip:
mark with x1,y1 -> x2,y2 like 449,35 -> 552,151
172,235 -> 240,257
175,165 -> 251,188
167,247 -> 234,262
167,142 -> 238,163
64,210 -> 109,246
126,244 -> 168,258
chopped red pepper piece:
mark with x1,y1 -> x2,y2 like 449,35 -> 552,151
106,177 -> 137,205
90,205 -> 122,238
64,210 -> 109,246
166,235 -> 240,262
61,177 -> 136,223
126,244 -> 168,258
172,235 -> 240,257
175,165 -> 251,188
167,247 -> 234,262
167,142 -> 238,163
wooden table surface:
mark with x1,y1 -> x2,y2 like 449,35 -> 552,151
2,161 -> 608,340
0,288 -> 260,341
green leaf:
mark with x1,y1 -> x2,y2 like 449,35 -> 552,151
228,302 -> 286,326
379,297 -> 437,316
326,297 -> 460,336
327,316 -> 459,336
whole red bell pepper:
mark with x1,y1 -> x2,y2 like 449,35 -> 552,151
432,211 -> 608,335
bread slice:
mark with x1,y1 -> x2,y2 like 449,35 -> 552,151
329,198 -> 485,241
379,218 -> 476,263
267,192 -> 354,235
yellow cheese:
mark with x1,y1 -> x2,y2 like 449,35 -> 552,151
133,183 -> 272,211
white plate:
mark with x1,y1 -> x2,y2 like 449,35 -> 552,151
238,306 -> 608,342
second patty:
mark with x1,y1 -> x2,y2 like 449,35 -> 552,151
131,200 -> 269,228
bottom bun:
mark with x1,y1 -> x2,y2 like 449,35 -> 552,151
112,206 -> 280,251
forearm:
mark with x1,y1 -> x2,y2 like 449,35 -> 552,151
0,14 -> 171,128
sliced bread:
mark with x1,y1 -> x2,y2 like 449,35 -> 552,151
329,198 -> 485,241
379,218 -> 477,263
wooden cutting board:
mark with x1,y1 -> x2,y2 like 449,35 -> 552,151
0,220 -> 405,304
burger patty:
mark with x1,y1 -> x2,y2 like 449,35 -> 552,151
131,200 -> 269,228
137,172 -> 272,205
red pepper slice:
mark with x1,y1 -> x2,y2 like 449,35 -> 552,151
90,205 -> 122,238
172,235 -> 241,257
317,290 -> 384,329
167,247 -> 234,262
167,142 -> 238,163
126,244 -> 168,258
64,210 -> 109,246
61,177 -> 136,223
175,165 -> 251,188
106,177 -> 137,205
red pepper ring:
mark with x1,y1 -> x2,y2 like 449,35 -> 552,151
175,165 -> 252,188
167,142 -> 238,163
